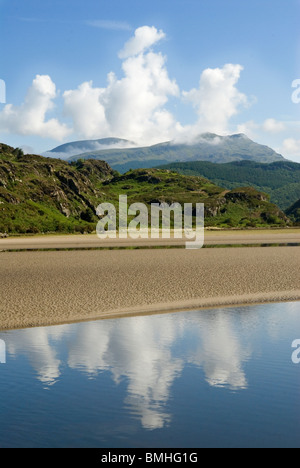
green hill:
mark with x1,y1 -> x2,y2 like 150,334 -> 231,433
100,169 -> 289,229
0,144 -> 289,234
286,199 -> 300,224
157,160 -> 300,210
0,144 -> 114,234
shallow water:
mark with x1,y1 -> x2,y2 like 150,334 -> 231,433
0,302 -> 300,448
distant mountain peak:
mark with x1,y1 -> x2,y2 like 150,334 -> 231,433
229,133 -> 248,138
44,138 -> 136,159
44,133 -> 285,173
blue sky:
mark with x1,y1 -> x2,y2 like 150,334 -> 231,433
0,0 -> 299,160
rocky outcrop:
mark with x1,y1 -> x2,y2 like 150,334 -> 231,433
0,146 -> 115,233
225,188 -> 269,203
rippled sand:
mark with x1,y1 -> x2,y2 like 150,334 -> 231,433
1,245 -> 300,330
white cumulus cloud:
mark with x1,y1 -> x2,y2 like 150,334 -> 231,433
182,64 -> 249,137
281,138 -> 300,157
62,28 -> 249,146
63,81 -> 109,140
118,25 -> 166,59
63,29 -> 179,145
0,75 -> 71,141
262,118 -> 286,134
0,27 -> 256,147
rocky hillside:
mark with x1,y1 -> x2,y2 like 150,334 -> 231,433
0,144 -> 114,234
103,169 -> 289,229
0,144 -> 290,234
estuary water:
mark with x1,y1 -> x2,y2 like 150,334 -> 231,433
0,302 -> 299,448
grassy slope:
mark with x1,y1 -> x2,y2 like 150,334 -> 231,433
0,145 -> 290,234
0,144 -> 114,234
99,169 -> 289,229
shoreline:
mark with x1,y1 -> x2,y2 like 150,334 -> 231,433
1,245 -> 300,331
1,228 -> 300,251
2,295 -> 299,332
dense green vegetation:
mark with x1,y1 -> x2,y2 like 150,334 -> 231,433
0,144 -> 114,234
286,199 -> 300,224
157,160 -> 300,210
0,144 -> 290,234
100,169 -> 289,229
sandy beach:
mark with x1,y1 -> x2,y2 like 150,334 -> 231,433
1,236 -> 300,330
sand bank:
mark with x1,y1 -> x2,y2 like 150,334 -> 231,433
0,246 -> 300,330
0,229 -> 300,250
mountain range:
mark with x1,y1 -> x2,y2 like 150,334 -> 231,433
47,133 -> 285,173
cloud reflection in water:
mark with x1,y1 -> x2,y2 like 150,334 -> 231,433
3,303 -> 298,430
